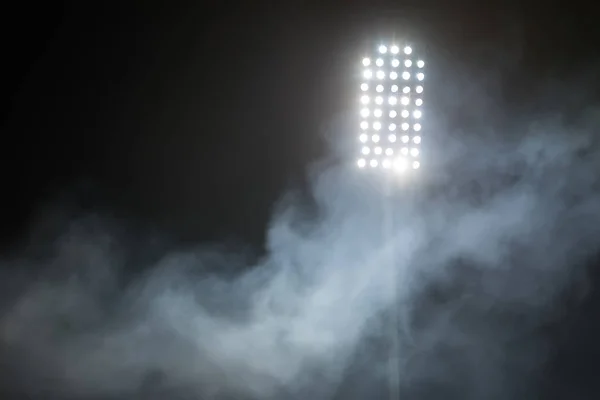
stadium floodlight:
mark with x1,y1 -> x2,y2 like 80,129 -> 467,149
358,42 -> 425,174
356,41 -> 426,400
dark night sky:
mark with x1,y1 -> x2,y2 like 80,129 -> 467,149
2,2 -> 600,398
2,3 -> 598,244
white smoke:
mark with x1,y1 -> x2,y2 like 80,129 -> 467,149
1,102 -> 600,398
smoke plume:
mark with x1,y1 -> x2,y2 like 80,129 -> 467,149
1,81 -> 600,399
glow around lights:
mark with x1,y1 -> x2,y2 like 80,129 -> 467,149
358,43 -> 425,172
393,157 -> 407,172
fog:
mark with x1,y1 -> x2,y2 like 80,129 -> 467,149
2,76 -> 600,399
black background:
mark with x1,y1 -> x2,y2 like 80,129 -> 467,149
2,2 -> 600,398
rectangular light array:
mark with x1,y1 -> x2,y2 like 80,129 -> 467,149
357,44 -> 425,172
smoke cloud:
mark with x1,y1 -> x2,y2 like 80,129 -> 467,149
2,83 -> 600,398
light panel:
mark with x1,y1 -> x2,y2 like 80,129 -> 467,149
358,42 -> 425,172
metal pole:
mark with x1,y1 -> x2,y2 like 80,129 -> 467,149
384,176 -> 399,400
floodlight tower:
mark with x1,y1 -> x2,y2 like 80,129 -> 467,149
357,42 -> 425,400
